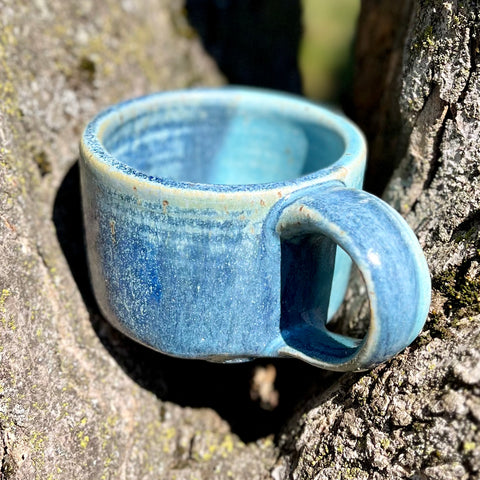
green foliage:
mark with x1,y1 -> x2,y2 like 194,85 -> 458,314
299,0 -> 360,101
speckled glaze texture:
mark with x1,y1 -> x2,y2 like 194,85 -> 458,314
79,87 -> 431,371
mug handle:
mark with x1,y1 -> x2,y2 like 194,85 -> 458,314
266,181 -> 431,371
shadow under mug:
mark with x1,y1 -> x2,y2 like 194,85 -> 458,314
79,87 -> 431,371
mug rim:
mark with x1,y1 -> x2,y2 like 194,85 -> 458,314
80,86 -> 367,194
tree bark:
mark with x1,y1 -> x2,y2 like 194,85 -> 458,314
1,1 -> 480,479
278,2 -> 480,479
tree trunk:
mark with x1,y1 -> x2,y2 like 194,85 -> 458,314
278,2 -> 480,479
1,1 -> 479,479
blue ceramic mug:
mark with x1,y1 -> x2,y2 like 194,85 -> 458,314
80,87 -> 431,371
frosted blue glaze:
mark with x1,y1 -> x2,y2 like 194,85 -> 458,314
79,87 -> 431,371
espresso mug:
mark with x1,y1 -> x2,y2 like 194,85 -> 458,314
79,87 -> 431,371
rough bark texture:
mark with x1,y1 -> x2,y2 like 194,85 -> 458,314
2,0 -> 480,479
277,1 -> 480,479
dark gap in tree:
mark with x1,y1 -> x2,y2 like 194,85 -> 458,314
185,0 -> 303,93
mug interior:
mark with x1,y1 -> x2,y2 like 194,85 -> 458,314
99,90 -> 347,185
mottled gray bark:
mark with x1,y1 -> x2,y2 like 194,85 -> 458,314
278,2 -> 480,479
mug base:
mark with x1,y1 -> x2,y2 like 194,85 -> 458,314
206,356 -> 255,364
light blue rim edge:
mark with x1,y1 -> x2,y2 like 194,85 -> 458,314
80,86 -> 367,194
